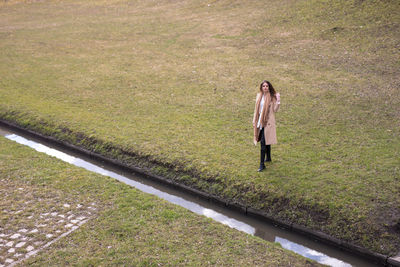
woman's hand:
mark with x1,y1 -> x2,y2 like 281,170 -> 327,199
276,93 -> 280,103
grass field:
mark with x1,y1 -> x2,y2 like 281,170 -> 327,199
0,136 -> 320,266
1,0 -> 399,255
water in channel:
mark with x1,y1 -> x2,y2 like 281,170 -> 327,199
0,126 -> 377,267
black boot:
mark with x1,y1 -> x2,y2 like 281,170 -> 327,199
258,149 -> 266,172
257,164 -> 265,172
265,145 -> 271,162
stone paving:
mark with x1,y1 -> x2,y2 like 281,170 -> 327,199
0,179 -> 97,266
0,205 -> 95,266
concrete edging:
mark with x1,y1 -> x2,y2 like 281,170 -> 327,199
388,256 -> 400,267
1,118 -> 399,266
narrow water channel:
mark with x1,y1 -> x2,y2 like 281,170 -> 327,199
0,126 -> 377,267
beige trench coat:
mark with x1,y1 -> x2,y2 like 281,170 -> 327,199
253,92 -> 280,145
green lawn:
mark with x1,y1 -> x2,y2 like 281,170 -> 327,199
0,0 -> 399,255
0,136 -> 319,266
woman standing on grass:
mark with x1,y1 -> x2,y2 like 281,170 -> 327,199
253,80 -> 280,172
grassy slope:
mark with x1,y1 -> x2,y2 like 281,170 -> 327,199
0,136 -> 319,266
0,0 -> 399,255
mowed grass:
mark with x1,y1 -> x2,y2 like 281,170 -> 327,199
0,0 -> 399,255
0,136 -> 319,266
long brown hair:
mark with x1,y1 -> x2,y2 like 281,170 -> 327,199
259,80 -> 276,100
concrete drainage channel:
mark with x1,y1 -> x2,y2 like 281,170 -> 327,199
1,121 -> 399,267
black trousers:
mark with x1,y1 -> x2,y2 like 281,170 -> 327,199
258,128 -> 271,164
